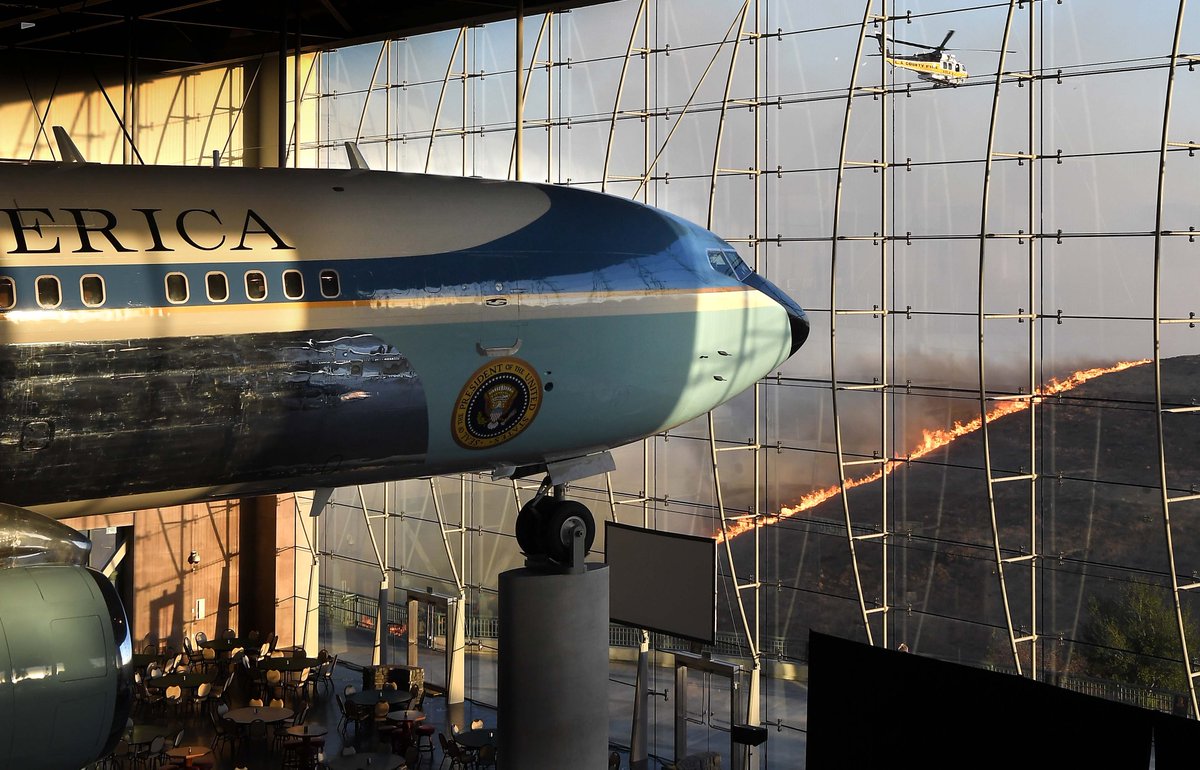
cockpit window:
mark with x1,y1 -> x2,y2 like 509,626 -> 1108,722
708,249 -> 753,281
724,250 -> 753,280
708,249 -> 735,278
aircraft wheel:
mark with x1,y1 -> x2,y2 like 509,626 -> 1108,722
515,499 -> 544,557
540,499 -> 596,564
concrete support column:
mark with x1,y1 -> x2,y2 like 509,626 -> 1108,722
242,58 -> 282,169
239,496 -> 278,642
498,564 -> 609,769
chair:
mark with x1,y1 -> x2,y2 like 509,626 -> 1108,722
134,735 -> 166,770
269,697 -> 285,709
193,681 -> 213,715
248,697 -> 264,708
404,745 -> 420,769
437,733 -> 470,770
318,654 -> 338,693
339,692 -> 372,737
470,719 -> 484,730
163,684 -> 185,717
273,702 -> 307,753
283,666 -> 314,702
373,699 -> 395,741
263,667 -> 282,700
242,718 -> 270,757
609,751 -> 621,770
195,630 -> 208,646
210,703 -> 238,757
413,720 -> 437,765
222,628 -> 237,641
212,668 -> 236,705
475,744 -> 498,770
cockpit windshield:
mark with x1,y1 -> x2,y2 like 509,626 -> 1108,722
707,249 -> 753,281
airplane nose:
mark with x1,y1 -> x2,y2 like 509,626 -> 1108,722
786,303 -> 810,356
743,273 -> 810,357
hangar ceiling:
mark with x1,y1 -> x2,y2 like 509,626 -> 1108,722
0,0 -> 617,72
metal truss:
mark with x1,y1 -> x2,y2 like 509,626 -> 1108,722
830,0 -> 892,649
1153,0 -> 1198,717
977,0 -> 1039,677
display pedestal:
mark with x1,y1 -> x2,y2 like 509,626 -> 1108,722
498,563 -> 609,769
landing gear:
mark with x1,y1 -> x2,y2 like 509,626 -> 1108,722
515,483 -> 596,572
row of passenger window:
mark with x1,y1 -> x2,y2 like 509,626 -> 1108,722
0,269 -> 342,311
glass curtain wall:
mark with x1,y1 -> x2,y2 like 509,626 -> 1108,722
309,1 -> 1200,766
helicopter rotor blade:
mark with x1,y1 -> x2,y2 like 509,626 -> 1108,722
937,30 -> 955,51
888,36 -> 939,51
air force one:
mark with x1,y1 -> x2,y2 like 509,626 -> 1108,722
0,133 -> 808,767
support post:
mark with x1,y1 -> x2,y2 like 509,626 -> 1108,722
407,597 -> 419,668
629,634 -> 650,770
498,564 -> 609,769
447,595 -> 465,706
674,664 -> 688,762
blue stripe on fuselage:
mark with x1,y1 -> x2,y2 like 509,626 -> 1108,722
0,184 -> 737,312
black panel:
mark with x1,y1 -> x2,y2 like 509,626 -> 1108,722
807,631 -> 1153,769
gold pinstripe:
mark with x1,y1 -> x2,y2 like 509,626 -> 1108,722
0,285 -> 778,344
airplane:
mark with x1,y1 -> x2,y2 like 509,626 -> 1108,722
870,30 -> 969,87
0,130 -> 809,768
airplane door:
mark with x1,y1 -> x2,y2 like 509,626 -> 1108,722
475,253 -> 524,358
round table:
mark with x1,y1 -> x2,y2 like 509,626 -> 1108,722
325,751 -> 406,769
258,656 -> 319,673
454,728 -> 496,750
144,672 -> 213,690
131,652 -> 161,669
198,638 -> 244,654
386,710 -> 425,726
286,724 -> 328,741
224,705 -> 294,724
165,745 -> 211,768
347,689 -> 413,708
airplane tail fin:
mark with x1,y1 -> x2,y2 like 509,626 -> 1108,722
52,126 -> 86,163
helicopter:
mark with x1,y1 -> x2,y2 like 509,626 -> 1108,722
869,30 -> 969,87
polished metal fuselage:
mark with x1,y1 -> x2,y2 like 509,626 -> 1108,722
0,162 -> 805,517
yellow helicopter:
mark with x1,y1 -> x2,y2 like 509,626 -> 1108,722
870,30 -> 970,87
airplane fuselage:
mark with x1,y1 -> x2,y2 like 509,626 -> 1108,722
0,162 -> 806,518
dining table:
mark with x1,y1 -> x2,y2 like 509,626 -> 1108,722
144,671 -> 213,689
286,724 -> 328,742
165,744 -> 212,768
197,637 -> 245,654
325,750 -> 406,769
386,710 -> 426,727
224,705 -> 294,725
454,728 -> 497,750
258,655 -> 319,673
346,688 -> 413,709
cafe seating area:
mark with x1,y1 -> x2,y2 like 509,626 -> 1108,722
89,631 -> 504,770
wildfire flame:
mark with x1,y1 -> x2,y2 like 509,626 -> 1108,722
717,359 -> 1151,543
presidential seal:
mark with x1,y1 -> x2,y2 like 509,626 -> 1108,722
452,357 -> 543,449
